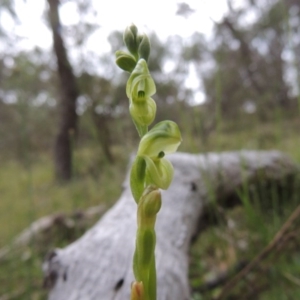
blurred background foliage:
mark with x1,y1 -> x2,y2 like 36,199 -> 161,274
0,0 -> 300,299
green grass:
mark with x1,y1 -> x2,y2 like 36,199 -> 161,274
182,111 -> 300,162
0,147 -> 127,247
190,192 -> 300,299
0,145 -> 129,299
0,143 -> 129,298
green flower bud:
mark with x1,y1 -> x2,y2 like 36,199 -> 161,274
138,121 -> 182,158
124,24 -> 139,57
137,187 -> 161,228
130,97 -> 156,127
138,34 -> 150,61
115,50 -> 137,73
143,189 -> 161,217
129,23 -> 138,38
126,59 -> 156,100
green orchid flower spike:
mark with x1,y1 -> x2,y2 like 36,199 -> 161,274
115,24 -> 182,300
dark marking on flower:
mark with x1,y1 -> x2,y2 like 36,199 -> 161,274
138,91 -> 145,98
158,151 -> 165,158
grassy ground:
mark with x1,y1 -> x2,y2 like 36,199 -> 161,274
0,113 -> 299,299
189,178 -> 300,299
0,147 -> 128,247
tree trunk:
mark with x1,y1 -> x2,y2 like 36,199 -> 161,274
48,0 -> 79,181
43,151 -> 298,300
91,109 -> 114,164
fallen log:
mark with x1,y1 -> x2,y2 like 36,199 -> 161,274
43,151 -> 298,300
0,205 -> 106,261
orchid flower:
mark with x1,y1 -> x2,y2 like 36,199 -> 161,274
127,59 -> 157,137
130,121 -> 182,203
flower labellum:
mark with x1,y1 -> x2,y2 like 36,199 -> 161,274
126,59 -> 156,100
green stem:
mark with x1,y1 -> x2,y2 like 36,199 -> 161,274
148,256 -> 156,300
132,189 -> 159,300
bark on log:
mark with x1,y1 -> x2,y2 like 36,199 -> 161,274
44,151 -> 298,300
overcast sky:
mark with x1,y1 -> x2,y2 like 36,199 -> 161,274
9,0 -> 239,52
1,0 -> 246,105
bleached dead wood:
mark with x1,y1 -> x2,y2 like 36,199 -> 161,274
0,205 -> 106,261
44,151 -> 298,300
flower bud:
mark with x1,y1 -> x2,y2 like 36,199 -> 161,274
115,51 -> 137,73
124,24 -> 139,57
129,23 -> 138,37
140,188 -> 161,218
138,34 -> 150,62
130,97 -> 156,127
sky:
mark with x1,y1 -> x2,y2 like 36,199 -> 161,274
2,0 -> 243,105
11,0 -> 234,52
